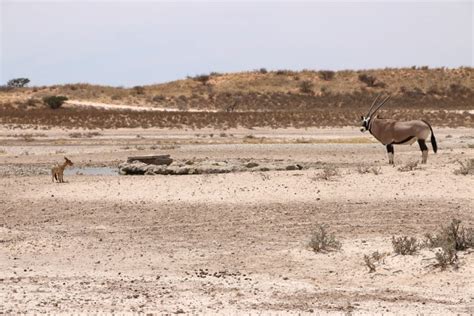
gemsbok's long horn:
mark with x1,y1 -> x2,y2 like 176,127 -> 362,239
366,94 -> 381,117
370,95 -> 391,117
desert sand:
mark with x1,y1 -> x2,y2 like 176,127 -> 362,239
0,126 -> 473,314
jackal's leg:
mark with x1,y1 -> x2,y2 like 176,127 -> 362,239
386,144 -> 394,165
418,139 -> 428,163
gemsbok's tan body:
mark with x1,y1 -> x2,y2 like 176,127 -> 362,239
360,95 -> 437,164
51,157 -> 73,183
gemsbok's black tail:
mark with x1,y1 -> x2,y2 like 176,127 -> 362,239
422,120 -> 437,153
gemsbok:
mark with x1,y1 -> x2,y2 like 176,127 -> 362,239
52,157 -> 74,183
360,95 -> 437,164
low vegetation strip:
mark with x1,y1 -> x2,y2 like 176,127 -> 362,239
0,105 -> 472,129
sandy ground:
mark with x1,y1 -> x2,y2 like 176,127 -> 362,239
65,100 -> 219,112
0,126 -> 473,314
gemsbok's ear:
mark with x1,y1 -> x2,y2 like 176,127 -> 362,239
360,116 -> 364,119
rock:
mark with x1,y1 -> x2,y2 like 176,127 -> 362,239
245,162 -> 259,168
285,164 -> 303,170
127,154 -> 173,166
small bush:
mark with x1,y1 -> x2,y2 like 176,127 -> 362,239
0,85 -> 14,92
275,69 -> 293,76
319,70 -> 335,81
357,166 -> 381,175
308,224 -> 341,253
425,219 -> 473,251
392,236 -> 418,255
358,74 -> 385,88
434,246 -> 458,270
398,161 -> 419,172
132,86 -> 145,95
363,255 -> 376,273
453,159 -> 474,175
299,80 -> 314,94
316,166 -> 339,180
43,96 -> 68,109
194,74 -> 210,85
363,251 -> 387,273
7,78 -> 30,88
259,68 -> 268,74
153,95 -> 166,102
423,219 -> 473,270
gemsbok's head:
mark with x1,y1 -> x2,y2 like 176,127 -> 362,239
360,94 -> 391,132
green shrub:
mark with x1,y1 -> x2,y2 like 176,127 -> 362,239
43,96 -> 68,109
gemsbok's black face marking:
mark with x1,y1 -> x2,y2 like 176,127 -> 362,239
360,116 -> 370,132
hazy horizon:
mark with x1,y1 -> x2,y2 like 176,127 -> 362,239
1,1 -> 472,87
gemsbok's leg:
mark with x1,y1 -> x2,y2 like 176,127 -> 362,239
386,144 -> 394,165
418,139 -> 428,163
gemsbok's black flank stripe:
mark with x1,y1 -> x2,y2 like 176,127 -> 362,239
391,136 -> 415,145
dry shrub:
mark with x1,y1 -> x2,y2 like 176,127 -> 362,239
424,219 -> 474,251
363,255 -> 376,273
398,161 -> 419,172
453,159 -> 474,175
434,247 -> 458,270
317,166 -> 339,180
363,251 -> 387,273
357,166 -> 381,175
424,218 -> 473,270
132,86 -> 145,95
392,236 -> 418,255
358,74 -> 385,88
319,70 -> 335,81
193,74 -> 210,85
308,224 -> 341,253
43,95 -> 68,109
299,80 -> 314,94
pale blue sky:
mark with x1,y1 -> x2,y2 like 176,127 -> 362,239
1,1 -> 472,86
